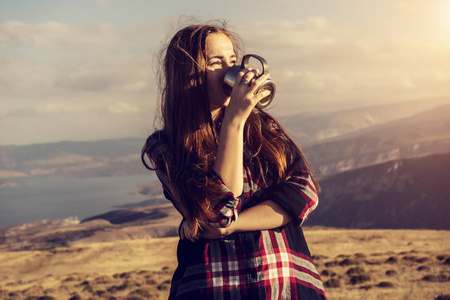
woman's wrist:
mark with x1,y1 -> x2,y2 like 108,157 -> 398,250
221,112 -> 246,130
226,221 -> 239,235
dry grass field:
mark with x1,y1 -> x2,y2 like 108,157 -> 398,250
0,228 -> 449,300
305,228 -> 450,300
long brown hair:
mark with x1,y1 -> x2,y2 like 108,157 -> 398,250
152,22 -> 318,234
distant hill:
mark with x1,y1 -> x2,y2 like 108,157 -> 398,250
59,151 -> 450,231
306,151 -> 450,230
303,104 -> 450,176
1,98 -> 449,179
0,138 -> 146,178
0,204 -> 181,251
280,96 -> 450,145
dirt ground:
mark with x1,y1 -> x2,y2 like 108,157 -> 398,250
0,228 -> 449,300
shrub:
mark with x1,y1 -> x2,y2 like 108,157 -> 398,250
385,269 -> 398,276
324,278 -> 342,288
385,256 -> 398,264
350,274 -> 372,285
377,281 -> 394,288
422,274 -> 448,282
346,267 -> 365,276
339,258 -> 359,266
417,265 -> 430,272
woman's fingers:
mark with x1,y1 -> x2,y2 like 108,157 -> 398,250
180,221 -> 198,242
247,72 -> 270,99
240,68 -> 259,86
181,222 -> 188,240
227,68 -> 271,119
251,72 -> 269,88
180,224 -> 185,240
253,72 -> 271,95
199,223 -> 230,239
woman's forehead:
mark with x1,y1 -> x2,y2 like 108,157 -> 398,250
205,33 -> 235,58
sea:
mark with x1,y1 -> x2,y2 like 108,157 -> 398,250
0,173 -> 159,228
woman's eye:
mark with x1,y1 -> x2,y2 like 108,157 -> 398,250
211,61 -> 221,66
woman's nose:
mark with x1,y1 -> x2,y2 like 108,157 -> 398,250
224,60 -> 234,69
221,62 -> 233,75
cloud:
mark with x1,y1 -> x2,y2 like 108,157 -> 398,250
37,103 -> 89,114
396,0 -> 428,12
117,81 -> 149,92
0,20 -> 154,96
396,2 -> 416,12
2,103 -> 90,118
0,57 -> 56,95
230,17 -> 450,113
3,108 -> 36,118
0,21 -> 118,48
54,57 -> 152,93
2,14 -> 450,145
107,102 -> 140,114
95,0 -> 110,7
3,100 -> 142,119
242,17 -> 332,49
55,68 -> 126,92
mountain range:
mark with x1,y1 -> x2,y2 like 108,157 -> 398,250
1,97 -> 449,230
307,151 -> 450,230
278,96 -> 450,144
303,103 -> 450,176
1,97 -> 449,179
0,138 -> 146,178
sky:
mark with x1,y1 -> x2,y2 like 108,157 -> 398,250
1,0 -> 449,146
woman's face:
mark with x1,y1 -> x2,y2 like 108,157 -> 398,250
205,32 -> 237,118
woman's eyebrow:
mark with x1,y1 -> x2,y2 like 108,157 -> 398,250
208,54 -> 237,60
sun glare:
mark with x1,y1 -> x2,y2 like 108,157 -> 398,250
442,1 -> 450,31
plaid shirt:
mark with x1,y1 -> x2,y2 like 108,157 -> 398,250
142,125 -> 326,300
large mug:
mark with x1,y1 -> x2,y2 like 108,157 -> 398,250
223,54 -> 276,109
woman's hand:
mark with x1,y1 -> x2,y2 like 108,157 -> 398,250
194,200 -> 293,240
179,220 -> 200,242
225,69 -> 271,125
199,222 -> 235,239
202,200 -> 293,240
180,220 -> 234,241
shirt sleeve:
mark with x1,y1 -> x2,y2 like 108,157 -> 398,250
142,132 -> 241,228
206,172 -> 242,228
261,149 -> 319,227
141,132 -> 175,202
250,123 -> 319,227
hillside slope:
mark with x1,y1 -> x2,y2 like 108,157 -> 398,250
280,96 -> 450,144
1,99 -> 449,179
306,152 -> 450,229
0,138 -> 146,178
303,104 -> 450,176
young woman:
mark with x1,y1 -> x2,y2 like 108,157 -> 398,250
142,22 -> 326,300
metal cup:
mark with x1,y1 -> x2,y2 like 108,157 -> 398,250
223,54 -> 276,109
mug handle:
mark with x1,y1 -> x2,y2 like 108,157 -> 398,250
241,54 -> 269,75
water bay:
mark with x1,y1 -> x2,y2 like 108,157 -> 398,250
0,173 -> 158,227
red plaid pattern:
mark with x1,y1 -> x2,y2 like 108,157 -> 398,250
142,126 -> 326,299
201,230 -> 325,299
